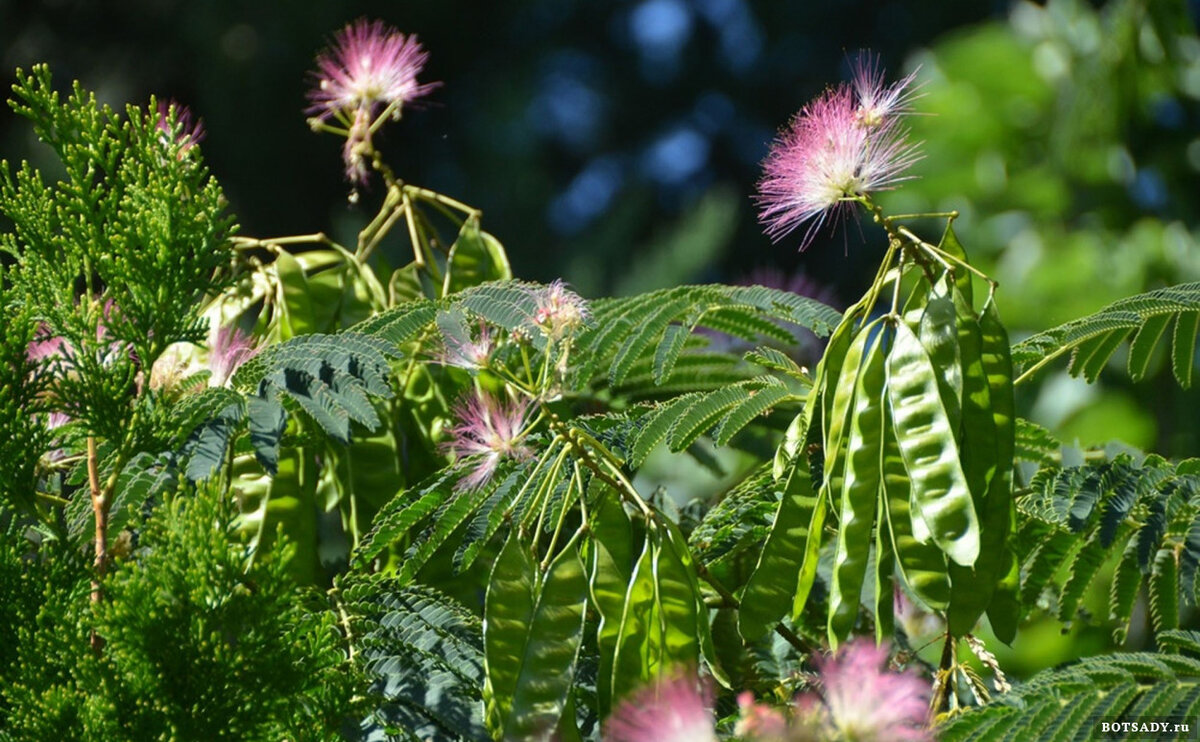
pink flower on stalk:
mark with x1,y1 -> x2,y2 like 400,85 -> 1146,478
440,322 -> 494,371
444,393 -> 532,491
156,100 -> 205,155
795,639 -> 931,742
26,327 -> 70,363
757,61 -> 920,248
531,279 -> 589,340
209,326 -> 259,388
850,53 -> 920,129
604,673 -> 717,742
306,19 -> 438,123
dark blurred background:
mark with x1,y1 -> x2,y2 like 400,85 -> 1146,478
3,0 -> 1200,462
0,0 -> 1003,299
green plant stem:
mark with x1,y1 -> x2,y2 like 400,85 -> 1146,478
407,186 -> 482,221
694,560 -> 811,654
401,191 -> 445,289
897,226 -> 995,285
330,586 -> 358,663
884,211 -> 961,221
525,444 -> 571,537
87,435 -> 106,654
232,233 -> 346,250
548,417 -> 651,518
539,464 -> 580,570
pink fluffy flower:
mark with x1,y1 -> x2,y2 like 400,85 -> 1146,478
734,691 -> 789,741
209,326 -> 259,388
306,19 -> 438,123
440,321 -> 494,371
850,53 -> 920,129
604,673 -> 717,742
155,100 -> 205,156
531,279 -> 589,340
795,639 -> 931,742
26,326 -> 70,363
757,61 -> 920,248
444,393 -> 532,491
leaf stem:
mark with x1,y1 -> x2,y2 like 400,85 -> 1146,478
694,560 -> 812,654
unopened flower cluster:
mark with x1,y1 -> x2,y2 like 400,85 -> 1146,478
757,55 -> 920,248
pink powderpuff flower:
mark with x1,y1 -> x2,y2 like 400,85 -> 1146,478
604,672 -> 717,742
155,100 -> 205,156
850,52 -> 920,129
444,393 -> 532,491
734,691 -> 789,741
796,639 -> 931,742
209,326 -> 259,388
756,64 -> 920,249
531,279 -> 589,340
440,321 -> 494,371
306,19 -> 438,124
26,326 -> 70,363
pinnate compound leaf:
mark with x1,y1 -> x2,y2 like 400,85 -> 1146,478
938,635 -> 1200,742
346,578 -> 488,741
1012,282 -> 1200,386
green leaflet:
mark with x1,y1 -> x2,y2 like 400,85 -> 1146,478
484,533 -> 588,741
887,320 -> 979,568
443,219 -> 512,296
611,523 -> 701,700
828,327 -> 887,647
609,298 -> 693,386
1150,545 -> 1180,632
1010,282 -> 1200,386
1174,311 -> 1199,388
587,492 -> 634,717
738,461 -> 818,641
1128,313 -> 1171,382
937,632 -> 1200,742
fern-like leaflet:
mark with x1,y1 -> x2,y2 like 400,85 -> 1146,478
344,577 -> 489,742
938,630 -> 1200,742
1013,454 -> 1200,640
1012,282 -> 1200,387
